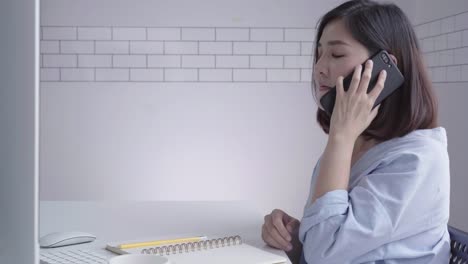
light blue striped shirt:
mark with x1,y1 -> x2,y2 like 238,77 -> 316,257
299,127 -> 450,264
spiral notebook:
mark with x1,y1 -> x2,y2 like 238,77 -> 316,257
106,235 -> 287,264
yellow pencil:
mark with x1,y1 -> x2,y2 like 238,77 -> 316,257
118,236 -> 208,249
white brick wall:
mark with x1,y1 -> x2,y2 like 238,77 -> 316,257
199,42 -> 232,55
233,42 -> 266,55
148,55 -> 181,68
446,65 -> 461,81
61,68 -> 94,81
454,47 -> 468,64
441,17 -> 455,34
147,28 -> 180,41
285,56 -> 312,68
78,55 -> 112,68
130,69 -> 164,81
40,68 -> 60,81
41,26 -> 315,83
216,56 -> 249,68
432,67 -> 446,82
182,28 -> 215,41
434,35 -> 448,51
250,29 -> 283,41
130,42 -> 164,54
285,29 -> 315,41
78,27 -> 111,40
164,69 -> 198,81
182,55 -> 215,68
416,10 -> 468,83
267,42 -> 301,55
463,30 -> 468,46
455,12 -> 468,32
113,28 -> 146,40
301,42 -> 314,55
42,27 -> 76,40
164,42 -> 198,55
301,69 -> 312,82
41,41 -> 59,53
447,31 -> 462,49
250,56 -> 283,68
43,55 -> 76,67
40,16 -> 468,84
462,65 -> 468,81
113,55 -> 146,68
60,41 -> 94,54
233,69 -> 266,81
439,50 -> 454,66
216,28 -> 249,41
96,41 -> 129,54
199,69 -> 232,82
96,68 -> 129,81
267,69 -> 300,82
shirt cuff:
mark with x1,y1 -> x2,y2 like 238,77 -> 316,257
299,189 -> 349,243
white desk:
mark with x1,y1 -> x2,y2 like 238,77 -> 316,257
40,201 -> 291,263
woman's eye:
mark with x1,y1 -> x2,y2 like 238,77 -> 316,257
332,54 -> 344,58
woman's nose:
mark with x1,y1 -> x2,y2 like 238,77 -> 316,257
314,57 -> 328,78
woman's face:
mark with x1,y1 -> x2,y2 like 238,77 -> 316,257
314,19 -> 371,101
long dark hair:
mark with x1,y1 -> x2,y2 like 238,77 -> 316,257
314,0 -> 438,141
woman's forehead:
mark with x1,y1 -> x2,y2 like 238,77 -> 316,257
319,20 -> 355,46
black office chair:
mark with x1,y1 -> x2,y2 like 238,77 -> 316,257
449,225 -> 468,264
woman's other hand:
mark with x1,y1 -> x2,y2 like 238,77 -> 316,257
262,209 -> 301,252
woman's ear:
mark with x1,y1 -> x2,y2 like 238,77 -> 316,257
389,54 -> 398,66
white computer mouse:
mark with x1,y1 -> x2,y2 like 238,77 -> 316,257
39,231 -> 96,248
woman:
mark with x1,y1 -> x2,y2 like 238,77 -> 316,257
261,1 -> 450,263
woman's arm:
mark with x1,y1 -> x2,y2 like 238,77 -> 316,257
312,61 -> 386,203
299,146 -> 450,263
312,135 -> 354,202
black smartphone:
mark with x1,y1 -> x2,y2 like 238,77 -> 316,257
319,50 -> 404,115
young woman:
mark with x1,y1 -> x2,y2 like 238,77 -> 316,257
261,1 -> 450,263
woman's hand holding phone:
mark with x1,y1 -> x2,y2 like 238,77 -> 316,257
329,59 -> 387,142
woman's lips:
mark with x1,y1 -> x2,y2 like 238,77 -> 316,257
319,85 -> 331,91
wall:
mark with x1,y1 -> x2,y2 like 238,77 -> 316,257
395,0 -> 468,231
39,0 -> 346,218
40,0 -> 468,228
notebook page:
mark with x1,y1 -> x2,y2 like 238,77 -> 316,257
162,243 -> 287,264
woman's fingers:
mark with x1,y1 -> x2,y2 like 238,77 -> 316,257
263,221 -> 291,250
348,64 -> 362,94
369,70 -> 387,102
262,211 -> 293,251
271,210 -> 291,240
335,76 -> 345,98
262,224 -> 284,249
285,218 -> 301,233
357,60 -> 373,95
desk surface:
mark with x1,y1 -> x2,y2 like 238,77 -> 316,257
40,201 -> 291,263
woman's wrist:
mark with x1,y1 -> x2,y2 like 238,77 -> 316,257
327,132 -> 356,150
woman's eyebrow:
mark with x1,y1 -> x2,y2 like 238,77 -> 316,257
317,40 -> 351,47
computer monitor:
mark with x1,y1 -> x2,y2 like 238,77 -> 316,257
0,0 -> 40,263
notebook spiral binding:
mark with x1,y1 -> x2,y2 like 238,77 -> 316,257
141,235 -> 243,256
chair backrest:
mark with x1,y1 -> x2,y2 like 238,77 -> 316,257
449,225 -> 468,264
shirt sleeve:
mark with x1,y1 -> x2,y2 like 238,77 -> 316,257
298,148 -> 449,263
